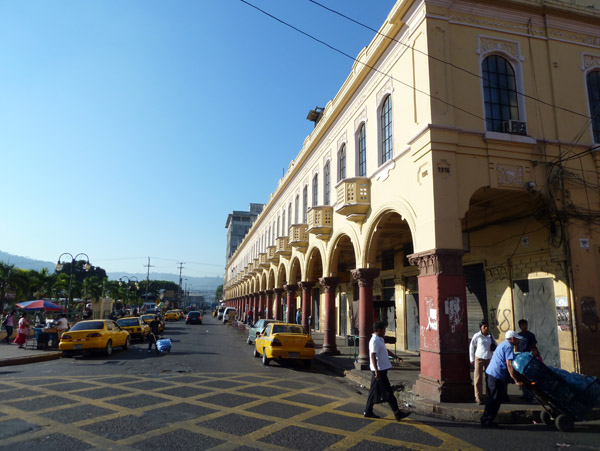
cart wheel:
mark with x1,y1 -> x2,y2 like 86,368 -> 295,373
555,414 -> 574,432
540,409 -> 553,426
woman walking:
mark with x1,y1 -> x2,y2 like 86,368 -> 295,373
2,310 -> 15,344
13,313 -> 30,348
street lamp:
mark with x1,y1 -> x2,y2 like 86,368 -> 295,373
119,276 -> 140,306
56,252 -> 92,312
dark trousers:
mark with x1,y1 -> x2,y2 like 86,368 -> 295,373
364,370 -> 399,414
148,334 -> 157,350
481,375 -> 506,426
2,326 -> 13,343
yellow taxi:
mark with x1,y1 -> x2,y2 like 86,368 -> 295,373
254,322 -> 315,368
140,314 -> 164,332
164,310 -> 179,321
59,320 -> 130,357
116,317 -> 150,341
175,309 -> 185,319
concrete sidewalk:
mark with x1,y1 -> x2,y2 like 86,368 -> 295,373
0,332 -> 62,367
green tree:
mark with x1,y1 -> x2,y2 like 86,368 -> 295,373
0,262 -> 17,311
215,284 -> 223,300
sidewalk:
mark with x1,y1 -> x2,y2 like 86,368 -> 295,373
0,332 -> 62,367
305,330 -> 600,425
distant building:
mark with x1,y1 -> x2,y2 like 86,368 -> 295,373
225,203 -> 264,261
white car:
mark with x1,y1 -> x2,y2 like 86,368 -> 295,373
217,306 -> 225,320
222,307 -> 237,324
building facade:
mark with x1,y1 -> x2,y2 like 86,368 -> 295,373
224,0 -> 600,402
225,203 -> 264,261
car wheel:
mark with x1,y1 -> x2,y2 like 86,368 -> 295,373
253,348 -> 260,358
262,349 -> 270,366
123,336 -> 130,351
105,340 -> 113,356
303,359 -> 312,369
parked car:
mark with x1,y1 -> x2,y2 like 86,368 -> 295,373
186,311 -> 203,324
222,307 -> 237,324
217,306 -> 225,320
140,314 -> 165,333
247,319 -> 277,345
59,320 -> 130,357
254,322 -> 315,368
116,317 -> 150,341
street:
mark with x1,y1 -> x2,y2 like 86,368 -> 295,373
1,316 -> 599,451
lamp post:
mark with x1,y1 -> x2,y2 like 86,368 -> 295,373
56,252 -> 91,312
119,276 -> 140,307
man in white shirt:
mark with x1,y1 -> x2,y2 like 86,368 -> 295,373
56,314 -> 69,333
363,321 -> 410,421
469,321 -> 497,404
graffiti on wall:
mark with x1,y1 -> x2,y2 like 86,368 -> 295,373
445,297 -> 461,333
581,297 -> 599,332
490,306 -> 512,333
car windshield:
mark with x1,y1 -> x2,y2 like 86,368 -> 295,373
272,325 -> 305,334
188,312 -> 200,317
141,315 -> 153,320
70,321 -> 104,331
117,319 -> 138,327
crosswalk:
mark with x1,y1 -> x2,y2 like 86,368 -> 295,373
0,372 -> 479,450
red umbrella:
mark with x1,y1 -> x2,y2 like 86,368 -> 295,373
15,300 -> 64,311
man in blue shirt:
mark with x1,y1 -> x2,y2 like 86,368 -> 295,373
480,330 -> 524,427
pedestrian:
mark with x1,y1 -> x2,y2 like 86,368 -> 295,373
480,330 -> 524,428
517,319 -> 537,402
469,320 -> 497,404
13,313 -> 30,348
363,321 -> 411,421
296,308 -> 301,325
2,310 -> 15,344
147,315 -> 161,352
247,309 -> 254,326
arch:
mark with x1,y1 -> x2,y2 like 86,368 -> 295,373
289,257 -> 303,283
260,272 -> 268,291
328,231 -> 359,278
276,262 -> 287,288
267,268 -> 276,290
305,244 -> 326,282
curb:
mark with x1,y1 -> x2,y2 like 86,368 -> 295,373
0,352 -> 62,367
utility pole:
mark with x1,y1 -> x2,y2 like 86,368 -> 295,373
144,257 -> 155,301
177,262 -> 185,307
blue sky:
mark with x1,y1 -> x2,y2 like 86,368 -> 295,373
0,0 -> 396,278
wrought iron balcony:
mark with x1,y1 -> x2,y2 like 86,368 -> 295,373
289,224 -> 309,251
276,236 -> 292,258
335,177 -> 371,223
307,206 -> 333,239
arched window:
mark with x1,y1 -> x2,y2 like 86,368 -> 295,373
587,70 -> 600,143
324,161 -> 331,205
302,185 -> 308,223
338,144 -> 346,182
482,55 -> 519,132
288,203 -> 292,230
295,195 -> 299,224
357,123 -> 366,177
381,95 -> 393,164
277,216 -> 280,237
312,174 -> 319,207
282,211 -> 286,235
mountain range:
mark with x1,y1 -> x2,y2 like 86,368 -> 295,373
0,251 -> 223,296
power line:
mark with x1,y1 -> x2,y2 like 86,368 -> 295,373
241,0 -> 484,122
305,0 -> 590,121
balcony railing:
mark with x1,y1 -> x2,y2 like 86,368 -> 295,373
266,246 -> 278,263
276,236 -> 292,258
335,177 -> 371,223
289,224 -> 309,251
258,253 -> 269,268
307,206 -> 333,238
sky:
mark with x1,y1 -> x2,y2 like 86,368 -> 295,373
0,0 -> 397,279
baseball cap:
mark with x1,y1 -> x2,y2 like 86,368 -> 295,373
505,330 -> 523,340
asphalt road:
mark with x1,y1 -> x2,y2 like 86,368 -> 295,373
0,315 -> 599,450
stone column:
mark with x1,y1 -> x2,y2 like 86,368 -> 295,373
408,249 -> 472,402
258,291 -> 265,319
298,281 -> 315,331
319,277 -> 340,355
351,268 -> 380,370
284,284 -> 297,324
273,288 -> 284,321
265,290 -> 274,319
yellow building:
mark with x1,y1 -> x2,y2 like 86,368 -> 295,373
224,0 -> 600,402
